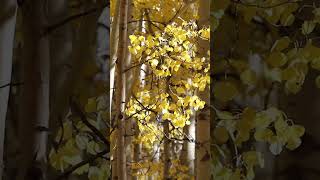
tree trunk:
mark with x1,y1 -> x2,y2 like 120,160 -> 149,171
163,120 -> 170,179
17,1 -> 50,179
115,0 -> 128,179
180,108 -> 196,176
195,0 -> 210,179
48,0 -> 73,145
124,1 -> 136,178
0,0 -> 17,179
110,1 -> 120,178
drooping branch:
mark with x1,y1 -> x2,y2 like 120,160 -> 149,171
69,97 -> 110,147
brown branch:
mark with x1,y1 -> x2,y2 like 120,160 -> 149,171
231,0 -> 298,9
69,97 -> 109,147
44,3 -> 109,35
0,82 -> 24,89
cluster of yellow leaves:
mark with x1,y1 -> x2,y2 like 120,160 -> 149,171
126,21 -> 209,144
126,20 -> 209,178
131,0 -> 199,25
131,161 -> 163,178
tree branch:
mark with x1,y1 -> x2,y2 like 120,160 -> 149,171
0,82 -> 24,89
69,97 -> 110,147
55,150 -> 108,180
44,3 -> 109,35
231,0 -> 298,9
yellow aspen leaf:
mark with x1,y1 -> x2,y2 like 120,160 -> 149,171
286,138 -> 302,150
254,129 -> 273,142
271,36 -> 290,52
176,87 -> 185,94
281,67 -> 299,81
285,80 -> 302,94
266,52 -> 287,68
240,69 -> 257,85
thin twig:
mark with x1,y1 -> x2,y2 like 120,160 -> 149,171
231,0 -> 298,9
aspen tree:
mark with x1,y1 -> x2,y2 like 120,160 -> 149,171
17,1 -> 50,179
0,0 -> 17,179
115,0 -> 129,179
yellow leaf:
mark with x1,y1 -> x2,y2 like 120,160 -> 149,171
240,69 -> 257,85
254,129 -> 273,142
267,52 -> 287,68
271,36 -> 290,52
176,87 -> 186,94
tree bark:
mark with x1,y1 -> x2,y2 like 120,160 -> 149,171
110,1 -> 120,178
114,0 -> 128,179
17,1 -> 50,179
163,120 -> 170,179
0,0 -> 17,179
180,108 -> 196,176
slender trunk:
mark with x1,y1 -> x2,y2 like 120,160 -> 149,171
163,120 -> 170,179
124,1 -> 136,178
115,0 -> 128,179
196,0 -> 210,179
110,0 -> 120,115
180,108 -> 196,176
0,0 -> 17,179
17,1 -> 50,179
110,1 -> 121,178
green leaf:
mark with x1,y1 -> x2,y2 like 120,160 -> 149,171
73,164 -> 89,175
75,134 -> 89,150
